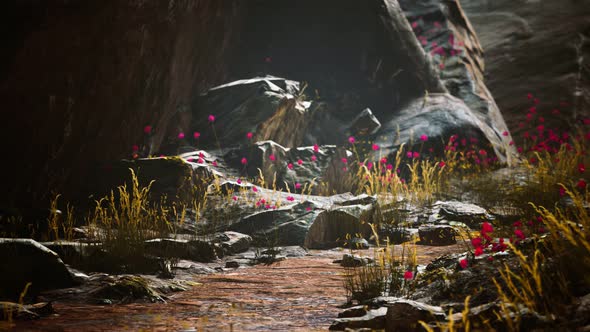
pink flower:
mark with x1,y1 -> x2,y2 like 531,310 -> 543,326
237,178 -> 242,184
386,164 -> 393,170
311,155 -> 317,162
241,157 -> 248,165
178,132 -> 185,139
212,161 -> 218,167
559,186 -> 566,196
438,161 -> 446,168
579,163 -> 586,173
380,157 -> 387,164
187,158 -> 194,162
295,183 -> 302,189
143,125 -> 152,134
527,93 -> 533,99
474,247 -> 483,256
341,158 -> 348,164
197,158 -> 204,163
287,196 -> 295,201
208,114 -> 215,123
577,179 -> 587,190
481,222 -> 494,234
199,152 -> 205,158
367,162 -> 373,170
434,21 -> 441,28
413,152 -> 420,158
509,141 -> 514,146
288,163 -> 294,169
193,132 -> 200,139
132,145 -> 139,152
372,144 -> 380,151
252,186 -> 258,192
247,132 -> 253,139
407,151 -> 413,158
459,259 -> 468,269
297,159 -> 303,165
269,154 -> 276,161
348,136 -> 355,144
420,134 -> 428,142
404,271 -> 413,280
479,149 -> 487,156
232,196 -> 238,201
515,229 -> 525,240
313,144 -> 319,153
471,237 -> 482,248
502,131 -> 509,137
342,167 -> 348,172
305,207 -> 312,211
411,21 -> 418,29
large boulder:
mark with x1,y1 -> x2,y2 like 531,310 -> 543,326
398,0 -> 517,164
0,238 -> 78,300
189,76 -> 314,149
459,0 -> 590,138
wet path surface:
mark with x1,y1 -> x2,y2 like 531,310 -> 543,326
15,244 -> 466,331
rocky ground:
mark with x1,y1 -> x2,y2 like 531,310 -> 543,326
11,244 -> 467,331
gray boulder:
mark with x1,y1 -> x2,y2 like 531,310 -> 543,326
0,238 -> 78,300
418,224 -> 457,246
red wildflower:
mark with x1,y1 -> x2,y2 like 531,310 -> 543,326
474,247 -> 483,256
313,144 -> 319,153
341,158 -> 348,164
579,163 -> 586,173
514,229 -> 525,240
297,159 -> 303,165
208,114 -> 215,123
194,132 -> 200,139
577,179 -> 587,190
287,196 -> 295,202
178,132 -> 185,139
348,136 -> 355,144
132,145 -> 139,152
247,132 -> 253,139
143,125 -> 152,134
288,163 -> 294,169
459,259 -> 468,269
420,134 -> 428,142
372,144 -> 380,151
311,155 -> 317,162
481,222 -> 493,234
438,161 -> 446,168
232,196 -> 238,201
295,183 -> 301,189
413,152 -> 420,158
269,154 -> 276,161
404,271 -> 413,280
241,157 -> 247,165
502,131 -> 509,136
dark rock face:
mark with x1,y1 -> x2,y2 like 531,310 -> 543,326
459,0 -> 590,138
1,1 -> 242,207
398,0 -> 517,164
0,238 -> 77,300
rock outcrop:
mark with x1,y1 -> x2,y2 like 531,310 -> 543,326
459,0 -> 590,138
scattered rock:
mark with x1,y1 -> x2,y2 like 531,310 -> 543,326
348,108 -> 381,136
329,306 -> 387,331
385,299 -> 445,331
337,254 -> 373,268
304,204 -> 374,249
225,261 -> 240,269
89,275 -> 164,304
436,200 -> 491,229
218,231 -> 252,255
418,225 -> 457,246
0,238 -> 78,301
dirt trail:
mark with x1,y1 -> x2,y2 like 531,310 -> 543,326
15,244 -> 466,331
